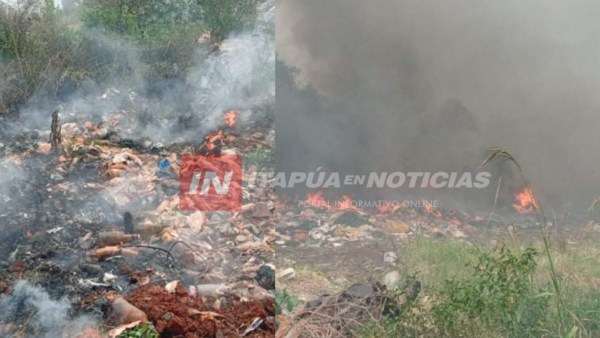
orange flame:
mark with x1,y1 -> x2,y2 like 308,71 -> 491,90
306,191 -> 331,209
378,203 -> 403,214
204,130 -> 223,151
423,201 -> 443,218
513,187 -> 539,214
304,192 -> 360,211
224,110 -> 236,127
337,195 -> 357,210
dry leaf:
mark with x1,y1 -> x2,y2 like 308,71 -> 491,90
108,321 -> 142,338
36,142 -> 52,154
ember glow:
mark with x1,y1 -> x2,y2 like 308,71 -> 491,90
513,187 -> 539,214
303,192 -> 358,210
377,203 -> 402,214
199,130 -> 224,153
224,110 -> 236,127
337,195 -> 357,210
423,200 -> 443,218
305,190 -> 331,209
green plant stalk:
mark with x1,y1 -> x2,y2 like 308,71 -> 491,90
513,157 -> 566,327
481,149 -> 567,330
589,198 -> 600,221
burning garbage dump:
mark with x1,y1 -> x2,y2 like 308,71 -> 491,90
0,99 -> 275,337
0,0 -> 275,337
276,181 -> 552,249
276,192 -> 486,249
0,93 -> 275,337
275,0 -> 600,335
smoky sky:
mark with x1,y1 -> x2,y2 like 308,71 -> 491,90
276,0 -> 600,213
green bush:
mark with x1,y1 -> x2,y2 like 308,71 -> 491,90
359,247 -> 555,338
0,0 -> 267,109
0,0 -> 102,105
276,289 -> 303,315
201,0 -> 259,40
81,0 -> 202,41
0,0 -> 211,108
245,147 -> 275,170
80,0 -> 206,78
433,246 -> 547,337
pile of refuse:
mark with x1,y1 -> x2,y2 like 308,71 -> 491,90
275,203 -> 488,249
0,105 -> 275,337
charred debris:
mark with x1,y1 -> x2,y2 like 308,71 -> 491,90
0,96 -> 275,337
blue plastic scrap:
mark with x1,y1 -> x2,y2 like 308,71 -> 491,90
156,158 -> 173,178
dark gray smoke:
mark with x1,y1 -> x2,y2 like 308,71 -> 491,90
276,0 -> 600,214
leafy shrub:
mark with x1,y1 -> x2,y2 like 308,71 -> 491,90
81,0 -> 202,41
434,246 -> 546,337
359,246 -> 552,338
0,0 -> 209,108
276,289 -> 303,315
200,0 -> 259,40
0,0 -> 102,105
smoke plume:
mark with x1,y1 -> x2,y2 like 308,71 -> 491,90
10,0 -> 274,144
277,0 -> 600,214
0,280 -> 98,337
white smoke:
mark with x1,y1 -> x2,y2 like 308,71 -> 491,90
188,0 -> 275,134
0,158 -> 28,215
12,0 -> 275,144
0,280 -> 98,338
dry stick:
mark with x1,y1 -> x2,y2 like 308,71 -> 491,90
486,175 -> 502,227
167,240 -> 206,262
489,176 -> 523,250
123,244 -> 177,264
11,28 -> 25,84
588,198 -> 600,222
19,309 -> 36,336
299,293 -> 384,337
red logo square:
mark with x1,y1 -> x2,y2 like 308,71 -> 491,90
179,154 -> 242,211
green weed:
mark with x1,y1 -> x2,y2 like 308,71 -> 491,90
276,289 -> 303,315
117,323 -> 158,338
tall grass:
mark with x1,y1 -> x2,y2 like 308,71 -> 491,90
359,238 -> 600,338
480,149 -> 569,331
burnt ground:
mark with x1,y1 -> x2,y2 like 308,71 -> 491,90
0,106 -> 276,337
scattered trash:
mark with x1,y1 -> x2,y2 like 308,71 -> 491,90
156,158 -> 173,178
383,251 -> 399,264
165,280 -> 179,294
256,265 -> 276,290
382,271 -> 401,290
0,5 -> 275,336
242,317 -> 264,336
112,297 -> 149,325
276,267 -> 296,282
97,231 -> 140,247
